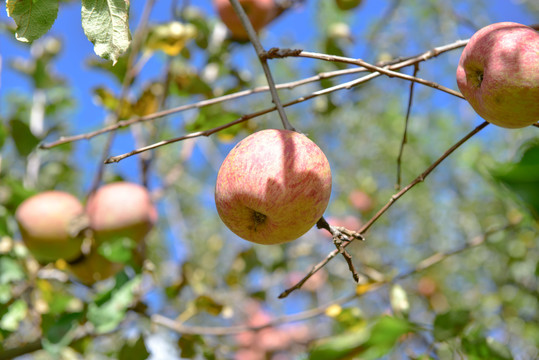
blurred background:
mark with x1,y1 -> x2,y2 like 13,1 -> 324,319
1,0 -> 539,359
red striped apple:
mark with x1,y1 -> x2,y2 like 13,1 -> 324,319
15,191 -> 84,263
86,182 -> 157,244
213,0 -> 276,40
456,22 -> 539,128
215,129 -> 332,245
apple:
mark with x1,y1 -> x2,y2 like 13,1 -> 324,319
215,129 -> 332,245
213,0 -> 276,40
86,182 -> 157,244
348,189 -> 374,213
15,191 -> 84,263
335,0 -> 363,11
456,22 -> 539,128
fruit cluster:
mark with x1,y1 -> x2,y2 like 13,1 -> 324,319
15,182 -> 157,285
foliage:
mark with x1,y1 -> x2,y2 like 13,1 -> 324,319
1,1 -> 539,359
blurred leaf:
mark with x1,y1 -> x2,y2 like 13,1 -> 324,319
170,63 -> 213,97
119,335 -> 150,360
0,284 -> 11,304
309,326 -> 370,360
88,275 -> 141,333
98,237 -> 136,264
42,312 -> 83,354
145,22 -> 197,56
194,295 -> 223,316
9,119 -> 40,156
390,284 -> 410,318
0,257 -> 25,284
81,0 -> 131,64
36,279 -> 80,315
310,316 -> 414,360
0,121 -> 6,150
87,54 -> 130,84
184,106 -> 249,141
0,299 -> 27,332
132,84 -> 162,117
360,316 -> 415,359
6,0 -> 59,42
178,334 -> 203,359
178,335 -> 200,358
93,87 -> 133,119
433,309 -> 471,341
462,331 -> 513,360
490,141 -> 539,220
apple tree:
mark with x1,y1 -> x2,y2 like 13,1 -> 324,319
1,0 -> 539,359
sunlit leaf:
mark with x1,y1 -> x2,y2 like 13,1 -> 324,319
0,299 -> 27,332
145,22 -> 197,56
88,275 -> 141,333
98,237 -> 136,264
433,309 -> 471,341
390,284 -> 410,318
81,0 -> 131,64
310,316 -> 413,360
0,257 -> 25,284
6,0 -> 59,42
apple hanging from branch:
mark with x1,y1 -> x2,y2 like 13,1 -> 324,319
215,129 -> 332,245
456,22 -> 539,128
15,191 -> 85,263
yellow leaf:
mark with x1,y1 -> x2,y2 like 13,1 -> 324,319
145,22 -> 197,56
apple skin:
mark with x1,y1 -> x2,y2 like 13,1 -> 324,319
335,0 -> 362,11
213,0 -> 276,40
456,22 -> 539,128
15,191 -> 84,263
215,129 -> 332,245
86,182 -> 157,244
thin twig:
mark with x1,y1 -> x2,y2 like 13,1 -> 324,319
152,292 -> 356,336
290,51 -> 464,99
396,63 -> 419,190
152,223 -> 514,336
228,0 -> 294,131
279,121 -> 489,298
40,38 -> 470,150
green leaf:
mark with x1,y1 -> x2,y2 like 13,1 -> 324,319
119,335 -> 150,360
98,237 -> 136,263
310,316 -> 414,360
433,309 -> 471,341
81,0 -> 131,65
0,299 -> 27,332
360,316 -> 415,360
87,275 -> 141,333
0,284 -> 11,304
41,312 -> 83,355
6,0 -> 59,42
309,327 -> 370,360
0,257 -> 26,284
490,141 -> 539,220
462,332 -> 513,360
9,118 -> 40,157
0,120 -> 6,150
